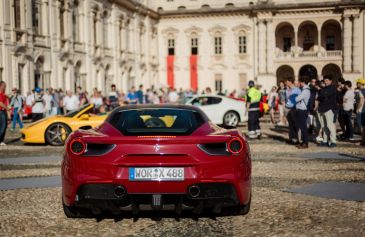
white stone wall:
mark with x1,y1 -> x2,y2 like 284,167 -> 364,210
157,14 -> 254,92
0,0 -> 159,95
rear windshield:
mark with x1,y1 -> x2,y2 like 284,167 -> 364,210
108,109 -> 205,136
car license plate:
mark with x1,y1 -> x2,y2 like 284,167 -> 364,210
129,167 -> 184,181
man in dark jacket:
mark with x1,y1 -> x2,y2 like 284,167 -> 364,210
317,75 -> 337,147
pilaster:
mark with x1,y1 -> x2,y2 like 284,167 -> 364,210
343,14 -> 352,73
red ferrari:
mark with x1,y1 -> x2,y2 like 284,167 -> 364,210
61,105 -> 251,217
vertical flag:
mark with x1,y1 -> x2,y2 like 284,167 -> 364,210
167,55 -> 174,89
190,55 -> 198,90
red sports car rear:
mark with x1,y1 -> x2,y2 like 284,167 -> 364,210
61,105 -> 251,217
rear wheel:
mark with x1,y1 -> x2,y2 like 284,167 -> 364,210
223,111 -> 240,127
45,123 -> 71,146
224,195 -> 251,216
62,196 -> 89,218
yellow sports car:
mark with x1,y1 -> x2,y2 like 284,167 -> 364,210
21,104 -> 107,146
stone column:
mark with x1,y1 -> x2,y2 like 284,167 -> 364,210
88,10 -> 96,47
317,29 -> 321,55
129,17 -> 135,53
343,15 -> 352,73
41,0 -> 49,37
258,19 -> 266,74
266,19 -> 274,74
121,20 -> 128,54
352,14 -> 361,72
294,29 -> 298,56
124,20 -> 129,53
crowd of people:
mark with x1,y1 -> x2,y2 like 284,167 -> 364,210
259,76 -> 365,148
0,77 -> 364,147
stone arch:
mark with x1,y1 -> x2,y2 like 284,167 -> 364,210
298,21 -> 318,51
275,22 -> 295,52
276,65 -> 295,85
322,63 -> 342,84
299,64 -> 318,81
321,20 -> 341,51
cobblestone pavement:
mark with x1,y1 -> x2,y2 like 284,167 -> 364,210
0,124 -> 364,236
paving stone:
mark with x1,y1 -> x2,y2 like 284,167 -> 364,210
285,182 -> 365,201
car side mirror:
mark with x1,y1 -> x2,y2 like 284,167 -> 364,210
79,114 -> 89,120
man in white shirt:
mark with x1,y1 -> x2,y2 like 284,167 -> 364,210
168,88 -> 179,104
31,88 -> 45,122
43,89 -> 53,117
63,90 -> 80,113
343,81 -> 355,140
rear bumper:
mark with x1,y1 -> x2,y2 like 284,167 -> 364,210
71,183 -> 243,213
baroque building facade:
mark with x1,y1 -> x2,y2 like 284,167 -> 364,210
0,0 -> 364,94
151,0 -> 365,92
0,0 -> 159,95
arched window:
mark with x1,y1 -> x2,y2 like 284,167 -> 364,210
214,32 -> 222,55
238,31 -> 247,54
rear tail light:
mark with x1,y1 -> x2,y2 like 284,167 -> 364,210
227,137 -> 244,154
69,138 -> 87,155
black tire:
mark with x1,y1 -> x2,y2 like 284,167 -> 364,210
62,196 -> 90,218
224,195 -> 251,216
63,201 -> 79,218
45,123 -> 72,146
223,111 -> 240,128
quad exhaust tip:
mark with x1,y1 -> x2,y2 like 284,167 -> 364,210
114,186 -> 126,198
188,185 -> 200,198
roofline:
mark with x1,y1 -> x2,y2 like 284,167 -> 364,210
158,1 -> 365,18
109,0 -> 159,20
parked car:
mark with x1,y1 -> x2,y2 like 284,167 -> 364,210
62,104 -> 251,217
21,104 -> 107,146
186,95 -> 247,127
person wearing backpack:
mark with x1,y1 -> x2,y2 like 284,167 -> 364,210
294,78 -> 311,149
9,88 -> 24,130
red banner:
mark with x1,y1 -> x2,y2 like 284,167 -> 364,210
167,55 -> 174,89
190,55 -> 198,90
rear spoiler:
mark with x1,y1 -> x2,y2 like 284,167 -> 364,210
79,135 -> 233,145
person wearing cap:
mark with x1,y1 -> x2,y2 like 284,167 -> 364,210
317,75 -> 337,147
246,80 -> 262,139
31,88 -> 45,122
355,78 -> 365,146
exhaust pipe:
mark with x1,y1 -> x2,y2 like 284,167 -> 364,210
114,186 -> 126,198
188,185 -> 200,198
